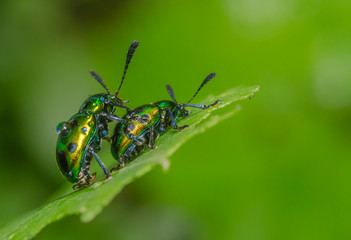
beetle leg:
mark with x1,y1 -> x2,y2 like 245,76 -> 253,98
148,125 -> 157,150
73,172 -> 96,190
135,115 -> 156,148
139,114 -> 150,124
111,156 -> 127,173
166,107 -> 189,131
114,103 -> 131,112
134,135 -> 146,146
160,110 -> 166,124
130,114 -> 150,124
90,148 -> 110,179
73,183 -> 87,190
100,112 -> 127,123
181,99 -> 222,109
123,128 -> 146,145
110,167 -> 118,173
124,129 -> 134,140
118,155 -> 127,167
158,111 -> 167,133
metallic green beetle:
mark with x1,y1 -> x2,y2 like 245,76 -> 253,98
111,73 -> 222,171
56,41 -> 139,189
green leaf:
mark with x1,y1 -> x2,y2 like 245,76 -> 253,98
0,86 -> 259,240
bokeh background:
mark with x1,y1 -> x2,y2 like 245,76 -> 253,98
1,0 -> 351,239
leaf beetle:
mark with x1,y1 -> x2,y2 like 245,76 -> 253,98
110,72 -> 222,171
56,41 -> 139,189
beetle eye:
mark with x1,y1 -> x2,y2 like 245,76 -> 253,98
104,98 -> 110,104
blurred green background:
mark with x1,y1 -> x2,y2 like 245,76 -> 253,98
1,0 -> 351,239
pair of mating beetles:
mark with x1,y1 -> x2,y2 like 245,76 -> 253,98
56,41 -> 222,189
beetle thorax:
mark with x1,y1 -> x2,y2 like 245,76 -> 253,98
79,93 -> 120,115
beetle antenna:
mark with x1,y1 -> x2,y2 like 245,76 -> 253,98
89,70 -> 110,94
187,72 -> 216,104
115,40 -> 139,97
166,84 -> 177,103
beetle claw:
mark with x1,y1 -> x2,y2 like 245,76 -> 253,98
178,125 -> 189,131
104,175 -> 112,182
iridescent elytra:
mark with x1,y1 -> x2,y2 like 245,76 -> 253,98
56,40 -> 139,189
